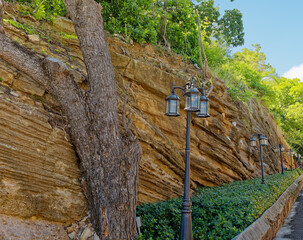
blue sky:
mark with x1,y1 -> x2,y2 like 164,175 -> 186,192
214,0 -> 303,80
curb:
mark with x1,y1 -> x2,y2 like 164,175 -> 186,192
233,173 -> 303,240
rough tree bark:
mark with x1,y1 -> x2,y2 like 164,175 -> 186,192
0,0 -> 141,239
0,0 -> 3,33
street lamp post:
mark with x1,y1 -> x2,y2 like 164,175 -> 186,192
250,134 -> 269,184
165,76 -> 210,240
274,144 -> 285,174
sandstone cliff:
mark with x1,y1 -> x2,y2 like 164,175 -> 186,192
0,4 -> 291,235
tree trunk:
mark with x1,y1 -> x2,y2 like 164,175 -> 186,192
0,0 -> 3,33
0,0 -> 141,239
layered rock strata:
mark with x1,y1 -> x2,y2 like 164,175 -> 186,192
0,7 -> 291,230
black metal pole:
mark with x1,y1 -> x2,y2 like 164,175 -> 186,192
280,144 -> 284,174
259,142 -> 265,184
179,111 -> 193,240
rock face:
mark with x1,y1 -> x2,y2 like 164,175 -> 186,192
0,9 -> 291,232
109,40 -> 291,202
0,86 -> 86,223
0,215 -> 69,240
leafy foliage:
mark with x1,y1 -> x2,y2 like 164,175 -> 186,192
98,0 -> 244,47
136,169 -> 302,239
218,44 -> 276,102
265,77 -> 303,155
6,0 -> 66,20
218,9 -> 244,47
8,0 -> 244,68
215,43 -> 303,155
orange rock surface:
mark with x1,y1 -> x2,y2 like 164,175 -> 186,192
0,8 -> 291,234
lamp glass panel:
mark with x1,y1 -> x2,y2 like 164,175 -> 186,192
250,139 -> 257,147
200,101 -> 207,115
185,95 -> 190,110
260,138 -> 266,146
166,99 -> 179,116
281,146 -> 285,152
165,100 -> 169,114
191,94 -> 199,110
203,101 -> 210,115
274,147 -> 278,153
169,100 -> 179,114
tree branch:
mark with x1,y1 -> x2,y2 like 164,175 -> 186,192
0,30 -> 90,152
206,83 -> 213,97
63,0 -> 121,143
63,0 -> 115,95
0,34 -> 49,87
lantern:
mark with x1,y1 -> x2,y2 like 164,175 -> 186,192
259,134 -> 268,146
196,84 -> 210,118
184,85 -> 200,112
250,135 -> 257,147
165,91 -> 181,117
184,77 -> 200,112
274,145 -> 279,153
280,145 -> 285,152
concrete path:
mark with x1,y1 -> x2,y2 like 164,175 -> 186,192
275,190 -> 303,240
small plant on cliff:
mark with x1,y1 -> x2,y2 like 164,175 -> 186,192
136,169 -> 303,239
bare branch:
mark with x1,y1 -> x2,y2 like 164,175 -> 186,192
201,38 -> 208,80
196,13 -> 204,72
196,9 -> 212,87
4,11 -> 17,22
122,79 -> 127,90
127,112 -> 133,129
206,83 -> 213,97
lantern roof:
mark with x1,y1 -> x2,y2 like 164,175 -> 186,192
184,86 -> 200,96
165,92 -> 180,101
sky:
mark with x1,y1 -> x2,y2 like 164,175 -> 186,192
213,0 -> 303,81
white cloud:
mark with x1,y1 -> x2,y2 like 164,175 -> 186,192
283,63 -> 303,81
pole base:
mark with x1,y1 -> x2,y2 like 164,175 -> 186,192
179,205 -> 193,240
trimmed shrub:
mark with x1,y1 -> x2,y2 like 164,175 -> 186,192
137,169 -> 303,239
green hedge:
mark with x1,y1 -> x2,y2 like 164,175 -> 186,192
136,169 -> 303,240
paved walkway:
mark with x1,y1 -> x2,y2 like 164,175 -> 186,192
275,190 -> 303,240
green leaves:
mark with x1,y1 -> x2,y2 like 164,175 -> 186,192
219,9 -> 244,47
137,169 -> 303,239
217,43 -> 302,156
262,77 -> 303,155
32,0 -> 46,20
12,0 -> 66,20
98,0 -> 244,63
220,44 -> 276,102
